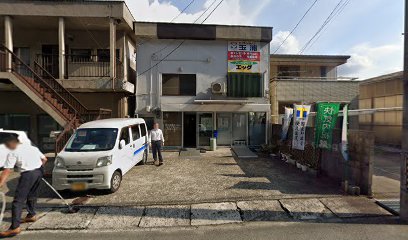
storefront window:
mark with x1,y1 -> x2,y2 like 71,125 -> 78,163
217,113 -> 232,146
163,112 -> 182,146
248,112 -> 266,146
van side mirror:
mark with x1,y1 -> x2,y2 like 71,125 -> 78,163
119,140 -> 126,149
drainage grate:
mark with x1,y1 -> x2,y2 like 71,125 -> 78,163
376,199 -> 400,216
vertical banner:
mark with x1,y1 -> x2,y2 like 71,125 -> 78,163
341,104 -> 349,161
315,102 -> 340,150
292,104 -> 311,150
228,41 -> 261,73
281,107 -> 293,141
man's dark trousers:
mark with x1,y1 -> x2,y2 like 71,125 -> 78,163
11,167 -> 43,229
152,140 -> 163,163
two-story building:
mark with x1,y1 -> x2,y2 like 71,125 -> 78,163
0,0 -> 136,151
134,22 -> 273,148
269,54 -> 359,124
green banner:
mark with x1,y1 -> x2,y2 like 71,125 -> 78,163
315,102 -> 340,150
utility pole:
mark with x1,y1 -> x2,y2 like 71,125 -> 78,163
401,0 -> 408,222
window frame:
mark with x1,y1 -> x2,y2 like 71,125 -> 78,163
119,127 -> 131,148
140,123 -> 147,137
131,124 -> 141,141
162,73 -> 197,96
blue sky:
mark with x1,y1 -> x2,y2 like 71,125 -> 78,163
127,0 -> 404,79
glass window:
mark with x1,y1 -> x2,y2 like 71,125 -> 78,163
277,65 -> 300,79
131,125 -> 141,140
216,113 -> 232,146
97,49 -> 120,62
162,74 -> 196,96
65,128 -> 118,152
119,127 -> 130,145
140,123 -> 147,137
71,49 -> 92,63
232,113 -> 247,145
163,112 -> 182,146
320,66 -> 328,78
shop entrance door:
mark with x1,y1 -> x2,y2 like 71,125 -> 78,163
183,113 -> 196,148
198,113 -> 213,147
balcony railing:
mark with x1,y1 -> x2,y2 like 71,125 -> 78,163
36,54 -> 123,79
271,76 -> 358,81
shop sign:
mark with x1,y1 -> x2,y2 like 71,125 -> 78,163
228,41 -> 261,73
315,102 -> 340,150
292,104 -> 311,150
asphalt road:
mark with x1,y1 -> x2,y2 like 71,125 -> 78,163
16,221 -> 408,240
372,147 -> 401,199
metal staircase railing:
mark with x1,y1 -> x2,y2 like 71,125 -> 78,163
0,44 -> 112,153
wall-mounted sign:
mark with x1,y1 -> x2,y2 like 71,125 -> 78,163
228,41 -> 261,73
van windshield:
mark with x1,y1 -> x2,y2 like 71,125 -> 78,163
65,128 -> 118,152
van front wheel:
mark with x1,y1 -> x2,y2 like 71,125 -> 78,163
109,171 -> 122,193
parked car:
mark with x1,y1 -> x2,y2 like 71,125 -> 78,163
0,129 -> 32,168
52,118 -> 149,193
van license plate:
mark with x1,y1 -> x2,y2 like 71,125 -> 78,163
71,183 -> 87,191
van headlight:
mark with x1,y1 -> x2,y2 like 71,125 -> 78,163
96,155 -> 112,168
55,157 -> 66,169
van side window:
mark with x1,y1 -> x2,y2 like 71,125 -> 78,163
119,127 -> 130,145
131,125 -> 141,140
140,123 -> 147,137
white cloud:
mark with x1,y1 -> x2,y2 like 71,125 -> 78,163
126,0 -> 271,25
270,31 -> 301,54
338,42 -> 403,79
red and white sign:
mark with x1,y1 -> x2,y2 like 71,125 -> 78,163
228,41 -> 261,73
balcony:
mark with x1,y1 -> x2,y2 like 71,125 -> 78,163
36,54 -> 123,79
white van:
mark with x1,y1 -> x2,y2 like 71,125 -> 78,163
52,118 -> 149,193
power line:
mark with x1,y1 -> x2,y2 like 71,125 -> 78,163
170,0 -> 196,22
272,0 -> 319,54
150,0 -> 218,56
299,0 -> 348,54
137,0 -> 225,77
306,0 -> 351,51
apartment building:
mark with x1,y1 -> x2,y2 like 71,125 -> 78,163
134,22 -> 273,148
0,0 -> 136,151
359,71 -> 403,146
270,54 -> 359,124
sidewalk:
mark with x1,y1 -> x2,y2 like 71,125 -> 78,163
0,196 -> 394,232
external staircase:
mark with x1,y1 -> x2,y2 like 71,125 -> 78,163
0,44 -> 112,153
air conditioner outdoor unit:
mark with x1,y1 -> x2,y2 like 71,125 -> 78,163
211,82 -> 226,94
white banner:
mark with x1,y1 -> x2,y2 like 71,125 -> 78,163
341,104 -> 349,161
292,104 -> 311,150
281,107 -> 293,141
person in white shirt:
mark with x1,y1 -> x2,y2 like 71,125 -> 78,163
0,133 -> 47,238
149,123 -> 164,166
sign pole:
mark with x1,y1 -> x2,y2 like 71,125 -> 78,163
400,0 -> 408,222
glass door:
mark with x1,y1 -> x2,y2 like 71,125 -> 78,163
198,113 -> 213,147
232,113 -> 247,145
216,113 -> 232,145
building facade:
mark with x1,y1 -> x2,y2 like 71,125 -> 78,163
134,22 -> 273,148
269,54 -> 359,124
0,0 -> 136,151
359,71 -> 403,146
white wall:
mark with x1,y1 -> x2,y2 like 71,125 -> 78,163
135,39 -> 270,114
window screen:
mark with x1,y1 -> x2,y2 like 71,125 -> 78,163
162,74 -> 196,96
227,73 -> 262,97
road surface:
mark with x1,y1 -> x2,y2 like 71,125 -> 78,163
17,221 -> 407,240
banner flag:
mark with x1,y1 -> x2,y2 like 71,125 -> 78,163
292,104 -> 311,150
315,102 -> 340,150
281,107 -> 293,141
341,104 -> 349,161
